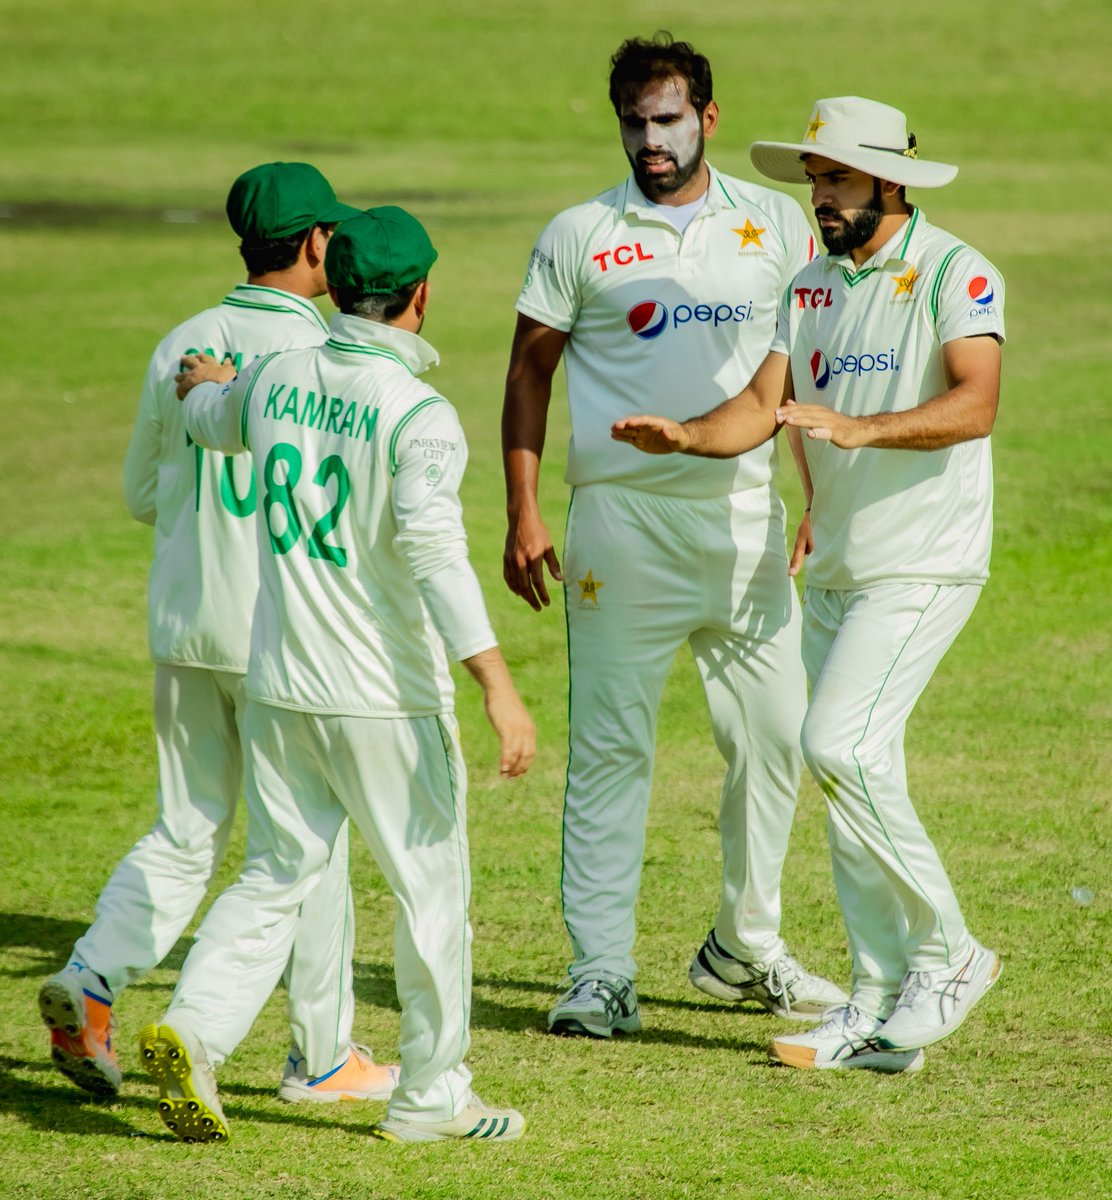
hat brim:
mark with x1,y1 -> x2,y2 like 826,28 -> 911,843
749,141 -> 958,189
319,200 -> 364,223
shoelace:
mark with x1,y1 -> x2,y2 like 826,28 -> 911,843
892,971 -> 934,1013
764,952 -> 811,1001
566,977 -> 630,1017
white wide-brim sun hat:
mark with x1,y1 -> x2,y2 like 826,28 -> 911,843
749,96 -> 958,189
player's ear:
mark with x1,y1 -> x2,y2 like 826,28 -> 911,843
702,100 -> 719,140
413,279 -> 431,320
306,224 -> 330,267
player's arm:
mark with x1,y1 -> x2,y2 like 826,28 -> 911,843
501,314 -> 568,611
176,352 -> 252,454
611,349 -> 793,457
777,335 -> 1001,450
393,401 -> 535,778
122,359 -> 164,525
785,421 -> 814,577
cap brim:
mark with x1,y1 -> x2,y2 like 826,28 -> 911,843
319,200 -> 363,223
749,141 -> 958,189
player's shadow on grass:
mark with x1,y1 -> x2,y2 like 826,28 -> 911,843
0,1056 -> 378,1140
352,961 -> 768,1053
0,911 -> 199,984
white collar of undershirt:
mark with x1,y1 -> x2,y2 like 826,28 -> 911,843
643,190 -> 708,234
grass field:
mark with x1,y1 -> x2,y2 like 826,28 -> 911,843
2,2 -> 1110,1197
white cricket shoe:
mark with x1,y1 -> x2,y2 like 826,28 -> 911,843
278,1043 -> 399,1103
770,1003 -> 924,1073
372,1092 -> 524,1143
547,975 -> 641,1038
876,941 -> 1002,1051
689,930 -> 847,1020
139,1021 -> 229,1143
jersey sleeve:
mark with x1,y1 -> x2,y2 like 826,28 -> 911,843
934,246 -> 1006,346
390,398 -> 497,659
122,353 -> 164,525
513,211 -> 583,333
182,356 -> 269,455
777,197 -> 818,293
770,285 -> 793,357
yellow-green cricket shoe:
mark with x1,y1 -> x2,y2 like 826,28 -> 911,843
139,1022 -> 229,1143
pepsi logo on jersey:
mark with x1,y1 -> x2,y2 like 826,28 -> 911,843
809,348 -> 901,390
966,275 -> 999,318
626,299 -> 755,340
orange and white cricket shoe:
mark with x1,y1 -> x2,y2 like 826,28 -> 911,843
278,1043 -> 399,1103
39,965 -> 121,1097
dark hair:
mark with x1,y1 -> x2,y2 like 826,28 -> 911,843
239,222 -> 337,276
608,32 -> 713,116
336,279 -> 423,322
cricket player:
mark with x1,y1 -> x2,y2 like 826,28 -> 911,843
614,96 -> 1004,1071
39,162 -> 398,1105
503,33 -> 844,1037
143,206 -> 535,1144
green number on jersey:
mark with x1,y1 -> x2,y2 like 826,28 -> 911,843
219,456 -> 257,516
263,443 -> 303,555
307,455 -> 351,567
262,442 -> 351,566
189,439 -> 257,518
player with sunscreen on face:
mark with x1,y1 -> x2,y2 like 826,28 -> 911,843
503,33 -> 845,1041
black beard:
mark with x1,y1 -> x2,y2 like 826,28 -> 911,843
629,129 -> 705,200
816,181 -> 884,255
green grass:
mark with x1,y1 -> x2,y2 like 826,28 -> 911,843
2,2 -> 1110,1197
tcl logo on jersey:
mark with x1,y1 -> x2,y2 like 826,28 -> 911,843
967,276 -> 994,306
809,348 -> 901,389
593,243 -> 654,272
794,287 -> 834,309
626,299 -> 755,339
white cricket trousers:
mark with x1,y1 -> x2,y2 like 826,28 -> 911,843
165,701 -> 474,1121
800,582 -> 982,1019
71,664 -> 354,1076
561,482 -> 808,982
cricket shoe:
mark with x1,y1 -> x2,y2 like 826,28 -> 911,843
138,1021 -> 228,1143
372,1092 -> 524,1143
39,965 -> 121,1097
547,975 -> 641,1038
875,941 -> 1002,1052
278,1043 -> 399,1103
689,930 -> 847,1020
770,1003 -> 924,1073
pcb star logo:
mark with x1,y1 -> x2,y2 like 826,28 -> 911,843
732,219 -> 766,250
578,569 -> 604,605
892,265 -> 920,298
804,112 -> 826,142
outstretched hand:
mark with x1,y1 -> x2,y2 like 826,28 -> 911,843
611,414 -> 690,455
776,404 -> 865,449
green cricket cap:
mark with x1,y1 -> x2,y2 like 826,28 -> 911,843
226,162 -> 361,240
325,206 -> 438,295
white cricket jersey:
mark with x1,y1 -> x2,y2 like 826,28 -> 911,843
184,314 -> 488,718
772,207 -> 1006,590
123,285 -> 330,671
516,165 -> 815,498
